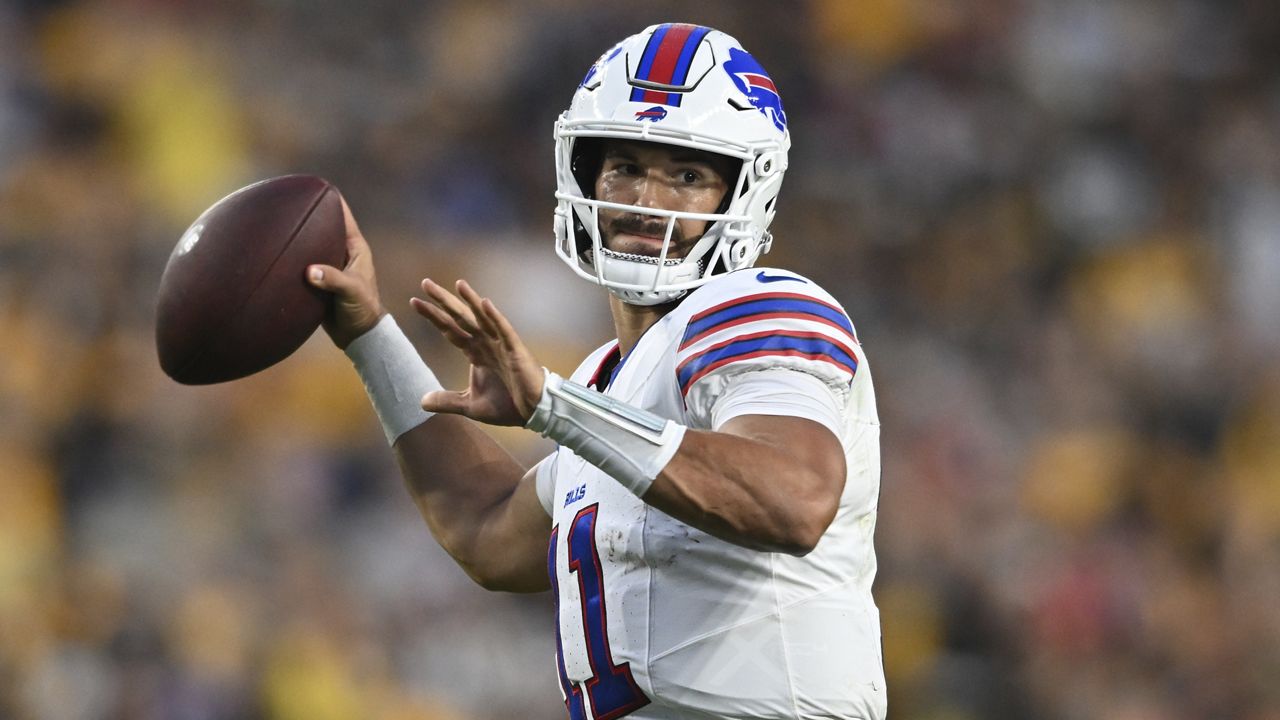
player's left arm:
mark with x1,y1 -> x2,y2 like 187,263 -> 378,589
641,415 -> 844,556
416,280 -> 847,557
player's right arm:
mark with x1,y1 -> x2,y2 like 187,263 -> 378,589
306,198 -> 550,593
393,420 -> 551,592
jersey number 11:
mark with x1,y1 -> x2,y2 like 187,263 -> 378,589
549,504 -> 650,719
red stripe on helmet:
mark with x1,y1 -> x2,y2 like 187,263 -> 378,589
640,89 -> 666,103
645,23 -> 696,86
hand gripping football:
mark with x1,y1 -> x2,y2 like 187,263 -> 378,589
155,175 -> 346,384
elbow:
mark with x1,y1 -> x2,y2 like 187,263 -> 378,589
462,560 -> 521,593
777,493 -> 839,557
477,576 -> 524,593
761,519 -> 830,558
467,565 -> 510,592
462,559 -> 547,594
770,443 -> 846,557
439,538 -> 504,591
776,522 -> 826,557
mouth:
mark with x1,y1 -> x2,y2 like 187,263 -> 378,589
616,231 -> 666,246
607,217 -> 684,254
611,232 -> 683,259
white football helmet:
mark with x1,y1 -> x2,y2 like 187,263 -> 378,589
554,24 -> 791,305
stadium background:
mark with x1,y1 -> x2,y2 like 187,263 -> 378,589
2,0 -> 1279,718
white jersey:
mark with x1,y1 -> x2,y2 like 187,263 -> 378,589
536,267 -> 885,720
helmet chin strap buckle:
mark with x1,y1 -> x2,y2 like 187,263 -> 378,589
754,152 -> 782,177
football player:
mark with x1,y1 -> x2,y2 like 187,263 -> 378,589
309,23 -> 885,720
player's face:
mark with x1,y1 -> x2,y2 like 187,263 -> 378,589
594,141 -> 732,258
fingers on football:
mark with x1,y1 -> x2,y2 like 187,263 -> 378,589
339,194 -> 361,239
307,264 -> 352,294
337,194 -> 372,262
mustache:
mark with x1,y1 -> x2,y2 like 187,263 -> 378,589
608,214 -> 684,245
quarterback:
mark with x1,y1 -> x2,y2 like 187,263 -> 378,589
309,24 -> 886,720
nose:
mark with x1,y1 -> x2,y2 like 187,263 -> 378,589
632,171 -> 668,209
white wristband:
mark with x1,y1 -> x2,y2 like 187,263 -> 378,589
345,314 -> 443,444
525,370 -> 685,497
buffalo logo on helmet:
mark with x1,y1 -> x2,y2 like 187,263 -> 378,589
634,106 -> 668,122
722,47 -> 786,132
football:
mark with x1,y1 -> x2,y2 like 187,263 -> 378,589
155,175 -> 346,384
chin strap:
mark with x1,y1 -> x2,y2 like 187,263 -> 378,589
608,285 -> 689,306
588,247 -> 708,306
525,369 -> 687,497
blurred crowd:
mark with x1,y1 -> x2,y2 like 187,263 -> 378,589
1,0 -> 1278,718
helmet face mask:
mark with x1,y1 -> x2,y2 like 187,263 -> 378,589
554,24 -> 790,306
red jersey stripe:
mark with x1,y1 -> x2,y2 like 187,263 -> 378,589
680,349 -> 856,397
678,311 -> 857,351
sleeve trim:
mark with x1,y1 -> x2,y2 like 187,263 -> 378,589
680,292 -> 857,349
678,329 -> 858,396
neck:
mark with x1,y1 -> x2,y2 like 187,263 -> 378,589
609,293 -> 678,356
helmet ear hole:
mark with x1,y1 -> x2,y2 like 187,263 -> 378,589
569,137 -> 605,257
571,138 -> 605,199
714,156 -> 744,213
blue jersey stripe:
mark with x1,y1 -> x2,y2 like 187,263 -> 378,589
683,297 -> 855,345
677,334 -> 858,390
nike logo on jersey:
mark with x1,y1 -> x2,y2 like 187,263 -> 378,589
756,271 -> 802,284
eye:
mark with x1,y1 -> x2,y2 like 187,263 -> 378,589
681,170 -> 701,183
